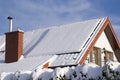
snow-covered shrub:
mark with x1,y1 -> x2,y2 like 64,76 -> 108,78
53,63 -> 102,80
31,68 -> 53,80
102,61 -> 120,80
53,67 -> 67,80
31,69 -> 42,80
1,61 -> 120,80
73,65 -> 85,80
74,63 -> 102,80
53,67 -> 75,80
0,72 -> 14,80
13,70 -> 32,80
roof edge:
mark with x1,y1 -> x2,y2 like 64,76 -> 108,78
106,18 -> 120,48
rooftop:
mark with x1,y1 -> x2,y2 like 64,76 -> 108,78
0,17 -> 107,72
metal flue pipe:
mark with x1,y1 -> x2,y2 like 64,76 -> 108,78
7,16 -> 13,32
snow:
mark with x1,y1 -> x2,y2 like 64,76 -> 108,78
24,18 -> 106,56
50,53 -> 80,67
0,17 -> 119,80
0,72 -> 14,80
79,63 -> 102,79
0,35 -> 5,57
0,61 -> 120,80
1,17 -> 104,57
0,55 -> 53,73
0,18 -> 108,72
54,67 -> 75,79
105,61 -> 120,72
13,71 -> 32,80
0,71 -> 32,80
32,69 -> 53,80
102,61 -> 120,79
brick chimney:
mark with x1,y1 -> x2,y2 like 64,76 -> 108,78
5,30 -> 24,63
5,16 -> 24,63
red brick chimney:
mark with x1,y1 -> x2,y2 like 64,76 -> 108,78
5,30 -> 24,63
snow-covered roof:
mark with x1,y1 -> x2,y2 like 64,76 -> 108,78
0,55 -> 54,73
0,18 -> 106,57
49,53 -> 80,67
23,18 -> 106,56
0,17 -> 107,72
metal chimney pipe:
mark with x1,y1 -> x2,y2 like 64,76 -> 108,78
7,16 -> 13,32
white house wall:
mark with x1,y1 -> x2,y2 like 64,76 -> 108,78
94,31 -> 117,65
95,31 -> 113,52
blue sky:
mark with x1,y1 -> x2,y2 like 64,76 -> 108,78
0,0 -> 120,40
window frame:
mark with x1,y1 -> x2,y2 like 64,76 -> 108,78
104,50 -> 114,61
89,47 -> 101,66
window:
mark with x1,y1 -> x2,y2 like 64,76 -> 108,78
88,47 -> 114,66
89,47 -> 101,66
104,50 -> 114,62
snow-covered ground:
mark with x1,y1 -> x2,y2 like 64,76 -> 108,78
0,61 -> 120,80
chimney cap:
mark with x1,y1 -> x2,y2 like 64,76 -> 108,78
7,16 -> 13,19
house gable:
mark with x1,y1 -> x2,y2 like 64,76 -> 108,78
79,18 -> 120,64
91,31 -> 117,66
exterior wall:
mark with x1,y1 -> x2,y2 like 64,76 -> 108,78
95,31 -> 117,61
87,31 -> 117,66
95,31 -> 113,52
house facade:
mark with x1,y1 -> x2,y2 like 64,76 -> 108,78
87,31 -> 117,66
79,18 -> 120,67
0,17 -> 120,72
